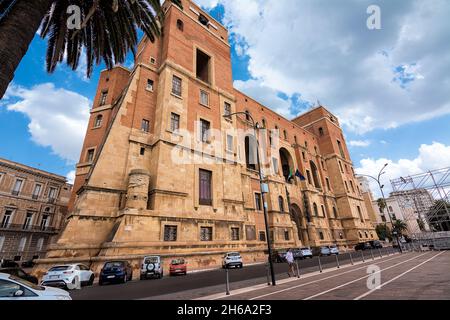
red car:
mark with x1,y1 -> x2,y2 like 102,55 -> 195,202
169,259 -> 187,276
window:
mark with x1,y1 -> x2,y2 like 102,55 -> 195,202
37,238 -> 44,251
302,152 -> 306,161
164,225 -> 177,242
392,214 -> 397,220
200,119 -> 210,143
319,127 -> 324,136
259,232 -> 266,242
18,237 -> 27,252
310,161 -> 321,188
146,79 -> 154,91
200,90 -> 209,106
345,164 -> 349,173
339,161 -> 344,173
40,214 -> 49,230
262,119 -> 267,129
306,170 -> 312,185
319,231 -> 324,240
196,49 -> 211,84
172,75 -> 182,96
150,57 -> 156,64
284,230 -> 290,241
339,232 -> 344,240
278,196 -> 285,213
141,119 -> 150,133
345,181 -> 349,192
357,206 -> 364,222
350,180 -> 355,193
140,147 -> 145,156
48,187 -> 57,202
170,113 -> 180,132
0,236 -> 4,252
200,227 -> 213,241
337,140 -> 346,159
94,115 -> 103,128
254,193 -> 262,211
231,228 -> 240,241
86,149 -> 95,163
321,205 -> 326,218
32,184 -> 42,200
313,203 -> 319,217
245,110 -> 251,122
99,90 -> 108,106
333,207 -> 337,219
294,136 -> 298,144
1,209 -> 13,228
224,102 -> 232,118
283,130 -> 288,140
23,212 -> 33,230
389,206 -> 393,213
365,232 -> 368,238
272,157 -> 279,175
226,135 -> 233,152
326,178 -> 331,191
198,13 -> 209,26
199,169 -> 212,206
12,179 -> 23,196
381,215 -> 387,222
176,19 -> 184,31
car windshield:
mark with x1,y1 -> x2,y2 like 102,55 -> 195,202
9,275 -> 44,291
104,262 -> 124,268
49,265 -> 71,272
227,253 -> 240,257
171,259 -> 185,265
144,257 -> 159,264
300,248 -> 310,251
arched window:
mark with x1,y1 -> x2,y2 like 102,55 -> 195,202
279,148 -> 294,182
278,196 -> 285,213
318,127 -> 324,136
94,114 -> 103,128
321,205 -> 326,217
309,161 -> 321,188
389,206 -> 393,212
245,110 -> 251,122
333,207 -> 337,218
313,203 -> 319,217
283,130 -> 288,140
261,118 -> 266,129
364,232 -> 368,238
176,19 -> 184,31
245,136 -> 258,171
359,232 -> 363,238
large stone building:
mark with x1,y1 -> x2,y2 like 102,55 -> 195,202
35,0 -> 376,275
0,158 -> 72,262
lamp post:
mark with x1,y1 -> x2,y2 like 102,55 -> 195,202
357,164 -> 402,253
223,111 -> 276,286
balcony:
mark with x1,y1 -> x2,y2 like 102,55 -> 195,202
11,190 -> 20,196
47,197 -> 56,204
32,194 -> 39,200
0,223 -> 57,233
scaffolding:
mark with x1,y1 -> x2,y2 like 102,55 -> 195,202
391,167 -> 450,250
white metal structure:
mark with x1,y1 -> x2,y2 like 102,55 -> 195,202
0,273 -> 71,300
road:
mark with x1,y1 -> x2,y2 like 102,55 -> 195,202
71,247 -> 395,300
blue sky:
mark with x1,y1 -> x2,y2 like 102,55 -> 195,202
1,0 -> 450,192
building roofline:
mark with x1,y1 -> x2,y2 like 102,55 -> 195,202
291,105 -> 335,122
0,157 -> 68,183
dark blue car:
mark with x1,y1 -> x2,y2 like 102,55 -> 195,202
99,261 -> 133,285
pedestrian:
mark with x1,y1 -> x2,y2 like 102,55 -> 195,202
285,249 -> 295,277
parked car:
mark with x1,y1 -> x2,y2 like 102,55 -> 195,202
329,245 -> 340,255
369,240 -> 383,249
292,249 -> 303,260
41,264 -> 95,289
0,267 -> 38,284
318,246 -> 331,256
222,252 -> 243,269
21,259 -> 36,268
355,242 -> 372,251
0,259 -> 19,268
0,273 -> 71,300
99,261 -> 133,285
298,247 -> 313,259
140,256 -> 163,280
271,249 -> 288,263
169,258 -> 187,276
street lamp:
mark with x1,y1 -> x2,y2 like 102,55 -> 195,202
357,163 -> 403,253
223,111 -> 276,286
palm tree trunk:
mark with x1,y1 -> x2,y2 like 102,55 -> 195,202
0,0 -> 53,99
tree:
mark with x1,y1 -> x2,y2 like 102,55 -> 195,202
376,198 -> 387,213
0,0 -> 182,98
392,219 -> 408,236
375,224 -> 392,241
426,200 -> 450,232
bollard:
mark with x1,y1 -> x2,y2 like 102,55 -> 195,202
370,249 -> 375,261
361,251 -> 365,262
378,248 -> 382,259
335,254 -> 340,269
295,259 -> 301,278
318,256 -> 323,273
265,263 -> 270,286
348,251 -> 354,265
225,268 -> 230,296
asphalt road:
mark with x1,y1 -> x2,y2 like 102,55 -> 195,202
70,247 -> 396,300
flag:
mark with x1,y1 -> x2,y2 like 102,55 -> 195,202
288,169 -> 294,180
295,169 -> 306,181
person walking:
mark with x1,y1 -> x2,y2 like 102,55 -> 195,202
285,249 -> 295,277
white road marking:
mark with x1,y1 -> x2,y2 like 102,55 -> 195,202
354,251 -> 446,300
245,252 -> 414,301
302,252 -> 431,300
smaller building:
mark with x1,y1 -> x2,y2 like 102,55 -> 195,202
0,158 -> 72,262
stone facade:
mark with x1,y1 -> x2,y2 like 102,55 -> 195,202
34,0 -> 376,278
0,158 -> 72,262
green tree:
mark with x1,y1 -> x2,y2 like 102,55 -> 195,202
392,219 -> 408,236
376,224 -> 392,241
376,198 -> 387,213
0,0 -> 182,98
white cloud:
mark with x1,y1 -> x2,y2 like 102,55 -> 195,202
349,140 -> 371,147
3,83 -> 90,163
202,0 -> 450,133
356,142 -> 450,197
66,170 -> 76,185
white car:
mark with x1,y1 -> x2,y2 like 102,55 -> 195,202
41,264 -> 94,290
329,245 -> 340,255
0,273 -> 71,300
222,252 -> 243,269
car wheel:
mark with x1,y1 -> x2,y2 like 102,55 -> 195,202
88,274 -> 95,286
239,264 -> 243,269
